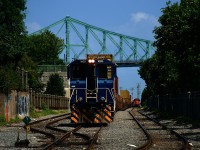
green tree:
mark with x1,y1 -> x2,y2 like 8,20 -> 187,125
45,74 -> 65,96
0,0 -> 27,94
139,0 -> 200,99
0,65 -> 21,94
154,0 -> 200,92
26,31 -> 65,65
0,0 -> 27,66
17,50 -> 45,92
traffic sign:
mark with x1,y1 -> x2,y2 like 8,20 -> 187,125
22,116 -> 31,125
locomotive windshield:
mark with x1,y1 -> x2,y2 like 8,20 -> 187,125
71,64 -> 85,79
98,64 -> 112,79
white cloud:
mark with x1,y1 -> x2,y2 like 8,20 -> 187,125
131,12 -> 158,25
112,12 -> 159,40
26,22 -> 42,33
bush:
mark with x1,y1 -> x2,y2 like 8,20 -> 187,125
41,103 -> 49,110
45,73 -> 65,96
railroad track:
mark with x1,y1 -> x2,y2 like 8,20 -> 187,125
129,108 -> 192,150
15,113 -> 71,149
15,113 -> 106,149
54,125 -> 104,150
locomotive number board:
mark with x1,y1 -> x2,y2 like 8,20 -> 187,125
87,54 -> 113,61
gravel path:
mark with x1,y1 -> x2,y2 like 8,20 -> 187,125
95,108 -> 146,149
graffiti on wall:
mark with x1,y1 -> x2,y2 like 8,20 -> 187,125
17,95 -> 30,116
5,95 -> 11,122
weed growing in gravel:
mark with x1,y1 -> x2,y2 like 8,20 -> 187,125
0,115 -> 21,126
0,115 -> 6,126
9,116 -> 21,123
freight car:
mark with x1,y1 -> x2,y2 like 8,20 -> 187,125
132,98 -> 141,107
67,54 -> 118,123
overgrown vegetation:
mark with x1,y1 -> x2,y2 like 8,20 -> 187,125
139,0 -> 200,100
0,115 -> 21,126
0,115 -> 6,126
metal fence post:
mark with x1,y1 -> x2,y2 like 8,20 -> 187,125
157,95 -> 159,109
187,91 -> 191,117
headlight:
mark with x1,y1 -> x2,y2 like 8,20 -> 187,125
101,97 -> 106,102
88,59 -> 95,63
78,97 -> 83,102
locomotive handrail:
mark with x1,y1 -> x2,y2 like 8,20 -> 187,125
70,88 -> 75,101
69,88 -> 87,101
98,88 -> 115,103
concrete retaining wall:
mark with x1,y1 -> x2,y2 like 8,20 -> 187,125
0,91 -> 29,122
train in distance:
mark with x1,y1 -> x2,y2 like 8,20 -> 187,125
132,98 -> 141,107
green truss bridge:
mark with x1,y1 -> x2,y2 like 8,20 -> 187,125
31,16 -> 155,67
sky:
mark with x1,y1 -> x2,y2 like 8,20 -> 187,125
25,0 -> 180,99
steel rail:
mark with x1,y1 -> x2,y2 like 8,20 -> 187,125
43,126 -> 82,150
138,110 -> 192,150
129,110 -> 153,150
28,113 -> 71,126
23,113 -> 71,149
87,125 -> 104,150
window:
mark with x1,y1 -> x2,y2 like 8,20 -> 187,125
71,64 -> 85,79
98,64 -> 112,79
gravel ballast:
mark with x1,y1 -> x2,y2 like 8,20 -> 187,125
0,108 -> 200,149
95,108 -> 146,149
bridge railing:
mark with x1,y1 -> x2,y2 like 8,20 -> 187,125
114,59 -> 143,67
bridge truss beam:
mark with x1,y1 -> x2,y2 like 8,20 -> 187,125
30,16 -> 155,67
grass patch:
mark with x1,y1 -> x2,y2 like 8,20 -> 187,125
29,104 -> 68,118
0,115 -> 21,126
0,105 -> 69,127
9,115 -> 21,124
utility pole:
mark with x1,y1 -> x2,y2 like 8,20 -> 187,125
130,87 -> 134,100
137,83 -> 141,99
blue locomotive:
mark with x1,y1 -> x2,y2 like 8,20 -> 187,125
67,54 -> 118,123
